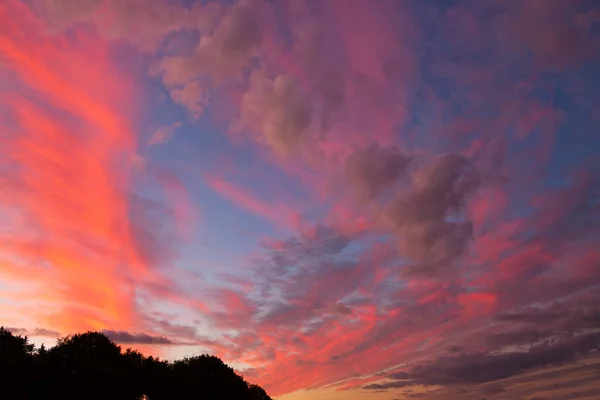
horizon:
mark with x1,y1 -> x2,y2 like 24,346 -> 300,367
1,0 -> 600,399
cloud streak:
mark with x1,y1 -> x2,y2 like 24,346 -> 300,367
0,0 -> 140,333
101,330 -> 175,345
0,0 -> 189,336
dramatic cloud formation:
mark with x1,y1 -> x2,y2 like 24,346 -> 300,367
1,0 -> 600,399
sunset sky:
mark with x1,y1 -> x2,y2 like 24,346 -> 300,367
1,0 -> 600,398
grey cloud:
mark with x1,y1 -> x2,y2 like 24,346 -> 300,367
506,0 -> 600,70
196,0 -> 263,80
240,71 -> 313,156
389,371 -> 412,380
317,70 -> 346,130
260,225 -> 351,274
446,345 -> 463,354
168,82 -> 208,118
332,303 -> 353,315
128,191 -> 182,269
6,327 -> 28,336
486,329 -> 554,348
386,154 -> 481,275
6,327 -> 60,337
34,0 -> 196,52
253,225 -> 368,329
238,367 -> 264,379
495,299 -> 600,334
480,384 -> 505,395
146,316 -> 198,341
154,0 -> 265,114
415,332 -> 600,385
496,308 -> 564,324
31,328 -> 60,337
31,0 -> 101,29
365,331 -> 600,391
364,380 -> 413,390
292,16 -> 324,76
101,330 -> 174,345
259,302 -> 305,328
290,16 -> 346,130
346,143 -> 412,202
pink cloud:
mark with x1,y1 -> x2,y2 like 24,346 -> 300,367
506,0 -> 600,70
148,122 -> 182,146
205,175 -> 300,230
0,0 -> 141,333
0,0 -> 194,337
32,0 -> 198,52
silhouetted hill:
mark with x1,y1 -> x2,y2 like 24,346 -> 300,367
0,327 -> 272,400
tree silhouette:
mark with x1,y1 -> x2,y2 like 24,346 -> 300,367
170,354 -> 252,399
0,326 -> 35,356
0,327 -> 36,399
249,383 -> 273,400
0,327 -> 272,400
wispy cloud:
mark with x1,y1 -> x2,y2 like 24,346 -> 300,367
0,0 -> 189,335
2,0 -> 600,399
148,122 -> 182,146
101,330 -> 175,345
6,327 -> 60,337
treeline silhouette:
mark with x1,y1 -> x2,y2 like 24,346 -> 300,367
0,327 -> 272,400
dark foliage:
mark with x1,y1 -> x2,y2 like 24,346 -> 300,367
0,327 -> 272,400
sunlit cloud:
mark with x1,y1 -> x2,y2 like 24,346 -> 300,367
1,0 -> 600,399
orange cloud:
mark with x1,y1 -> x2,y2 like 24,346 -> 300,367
0,0 -> 155,334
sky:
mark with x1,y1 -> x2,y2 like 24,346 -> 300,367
1,0 -> 600,398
